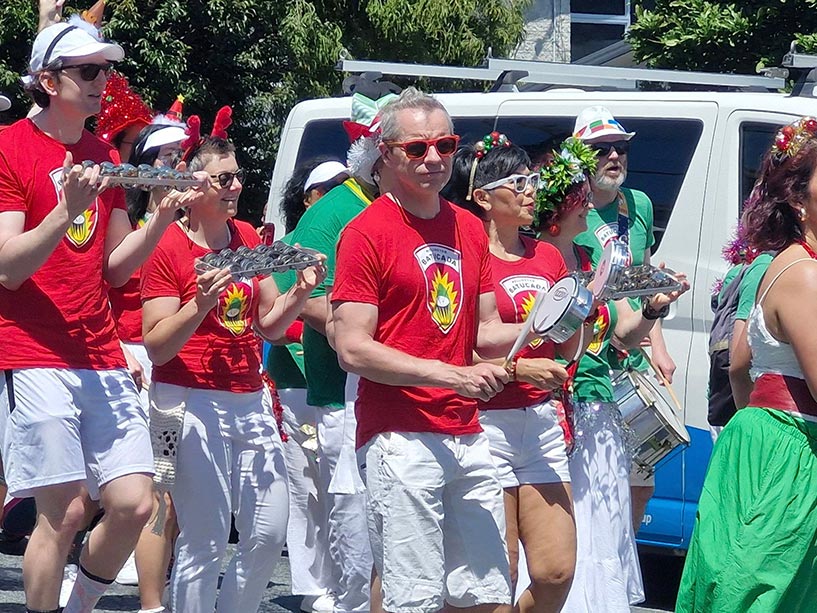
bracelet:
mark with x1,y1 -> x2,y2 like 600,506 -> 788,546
642,299 -> 669,320
507,355 -> 520,381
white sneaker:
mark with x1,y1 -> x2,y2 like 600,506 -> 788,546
59,563 -> 78,608
300,592 -> 336,613
115,551 -> 139,586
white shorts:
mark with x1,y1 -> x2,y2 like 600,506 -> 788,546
479,401 -> 570,488
364,431 -> 512,613
122,341 -> 152,408
0,368 -> 153,499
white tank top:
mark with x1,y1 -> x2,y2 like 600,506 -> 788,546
747,258 -> 816,381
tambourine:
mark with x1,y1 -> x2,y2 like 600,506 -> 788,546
194,242 -> 323,278
530,276 -> 594,343
76,160 -> 202,191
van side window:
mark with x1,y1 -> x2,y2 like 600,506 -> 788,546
739,122 -> 780,212
495,116 -> 703,250
294,117 -> 497,169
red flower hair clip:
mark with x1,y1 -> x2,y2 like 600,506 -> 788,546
772,116 -> 817,161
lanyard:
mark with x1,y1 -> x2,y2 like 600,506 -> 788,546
616,190 -> 630,244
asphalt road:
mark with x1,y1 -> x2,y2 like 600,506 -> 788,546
0,547 -> 682,612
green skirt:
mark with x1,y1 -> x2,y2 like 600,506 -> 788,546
676,407 -> 817,613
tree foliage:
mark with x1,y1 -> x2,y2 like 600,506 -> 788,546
628,0 -> 817,74
0,0 -> 530,221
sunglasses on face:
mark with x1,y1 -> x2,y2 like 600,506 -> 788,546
58,63 -> 113,82
481,173 -> 541,193
385,135 -> 460,160
210,168 -> 245,188
591,140 -> 630,156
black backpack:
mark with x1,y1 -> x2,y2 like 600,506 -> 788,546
707,265 -> 750,427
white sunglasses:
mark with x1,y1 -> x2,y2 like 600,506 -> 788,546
480,173 -> 540,193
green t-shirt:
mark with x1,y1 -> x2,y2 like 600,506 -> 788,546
572,301 -> 620,402
277,179 -> 372,408
265,232 -> 307,390
735,253 -> 773,321
574,187 -> 655,372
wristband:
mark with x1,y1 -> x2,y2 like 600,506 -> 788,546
642,299 -> 669,320
507,355 -> 520,381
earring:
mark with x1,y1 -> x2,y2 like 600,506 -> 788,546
548,223 -> 561,237
372,170 -> 381,185
800,206 -> 808,222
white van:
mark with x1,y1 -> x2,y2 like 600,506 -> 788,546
264,68 -> 816,553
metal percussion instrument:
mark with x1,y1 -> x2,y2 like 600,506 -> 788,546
78,160 -> 202,191
194,241 -> 323,279
584,239 -> 683,301
530,275 -> 594,343
612,369 -> 690,476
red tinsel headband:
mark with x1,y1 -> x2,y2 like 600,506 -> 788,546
181,106 -> 233,162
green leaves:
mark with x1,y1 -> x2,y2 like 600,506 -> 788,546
629,0 -> 817,74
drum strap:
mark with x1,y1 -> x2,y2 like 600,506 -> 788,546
749,373 -> 817,417
616,190 -> 630,244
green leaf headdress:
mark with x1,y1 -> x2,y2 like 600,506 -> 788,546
535,137 -> 598,226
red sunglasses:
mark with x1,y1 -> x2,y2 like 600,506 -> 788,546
385,135 -> 460,160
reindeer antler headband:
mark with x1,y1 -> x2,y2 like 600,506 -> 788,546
181,106 -> 233,162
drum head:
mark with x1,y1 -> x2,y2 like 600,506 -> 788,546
593,240 -> 628,299
531,277 -> 577,335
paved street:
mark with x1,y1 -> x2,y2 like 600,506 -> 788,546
0,547 -> 681,612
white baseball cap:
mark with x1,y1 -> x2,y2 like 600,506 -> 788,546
573,106 -> 635,141
28,23 -> 124,74
304,161 -> 349,192
0,95 -> 9,112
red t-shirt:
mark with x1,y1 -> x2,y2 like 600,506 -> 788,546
480,236 -> 567,410
141,220 -> 264,392
109,271 -> 143,343
0,119 -> 127,370
332,196 -> 494,448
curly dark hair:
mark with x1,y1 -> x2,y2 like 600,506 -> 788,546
443,144 -> 532,219
741,137 -> 817,252
280,156 -> 339,233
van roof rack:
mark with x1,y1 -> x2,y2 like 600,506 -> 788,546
779,42 -> 817,97
337,57 -> 785,92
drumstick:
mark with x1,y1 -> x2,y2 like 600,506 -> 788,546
502,315 -> 535,371
638,347 -> 683,414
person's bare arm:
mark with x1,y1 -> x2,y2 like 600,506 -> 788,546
0,153 -> 102,290
142,267 -> 233,366
38,0 -> 66,31
474,292 -> 526,359
255,264 -> 326,341
333,300 -> 509,401
643,250 -> 677,382
298,295 -> 329,335
728,319 -> 753,409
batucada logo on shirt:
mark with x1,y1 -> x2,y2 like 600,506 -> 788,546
594,223 -> 633,265
586,304 -> 611,356
499,275 -> 551,348
218,278 -> 253,336
414,243 -> 463,334
50,167 -> 99,249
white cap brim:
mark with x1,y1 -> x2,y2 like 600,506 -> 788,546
0,95 -> 9,112
143,126 -> 187,153
304,161 -> 350,192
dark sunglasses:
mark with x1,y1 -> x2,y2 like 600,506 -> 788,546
58,63 -> 114,82
385,135 -> 460,160
210,168 -> 245,188
591,140 -> 630,156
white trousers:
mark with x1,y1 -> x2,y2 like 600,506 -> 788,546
154,382 -> 289,613
316,374 -> 372,612
279,387 -> 332,596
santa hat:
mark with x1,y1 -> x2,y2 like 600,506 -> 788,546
96,72 -> 153,143
153,94 -> 185,126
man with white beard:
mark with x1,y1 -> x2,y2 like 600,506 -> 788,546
571,106 -> 672,535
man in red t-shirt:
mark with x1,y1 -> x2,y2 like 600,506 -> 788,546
331,88 -> 529,613
0,24 -> 192,613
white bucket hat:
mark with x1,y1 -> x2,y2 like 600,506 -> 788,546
573,106 -> 635,142
28,23 -> 124,75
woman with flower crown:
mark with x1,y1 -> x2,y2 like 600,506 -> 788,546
533,137 -> 686,613
677,116 -> 817,613
444,133 -> 587,613
140,107 -> 327,613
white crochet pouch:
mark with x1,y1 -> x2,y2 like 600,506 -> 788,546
149,394 -> 187,534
